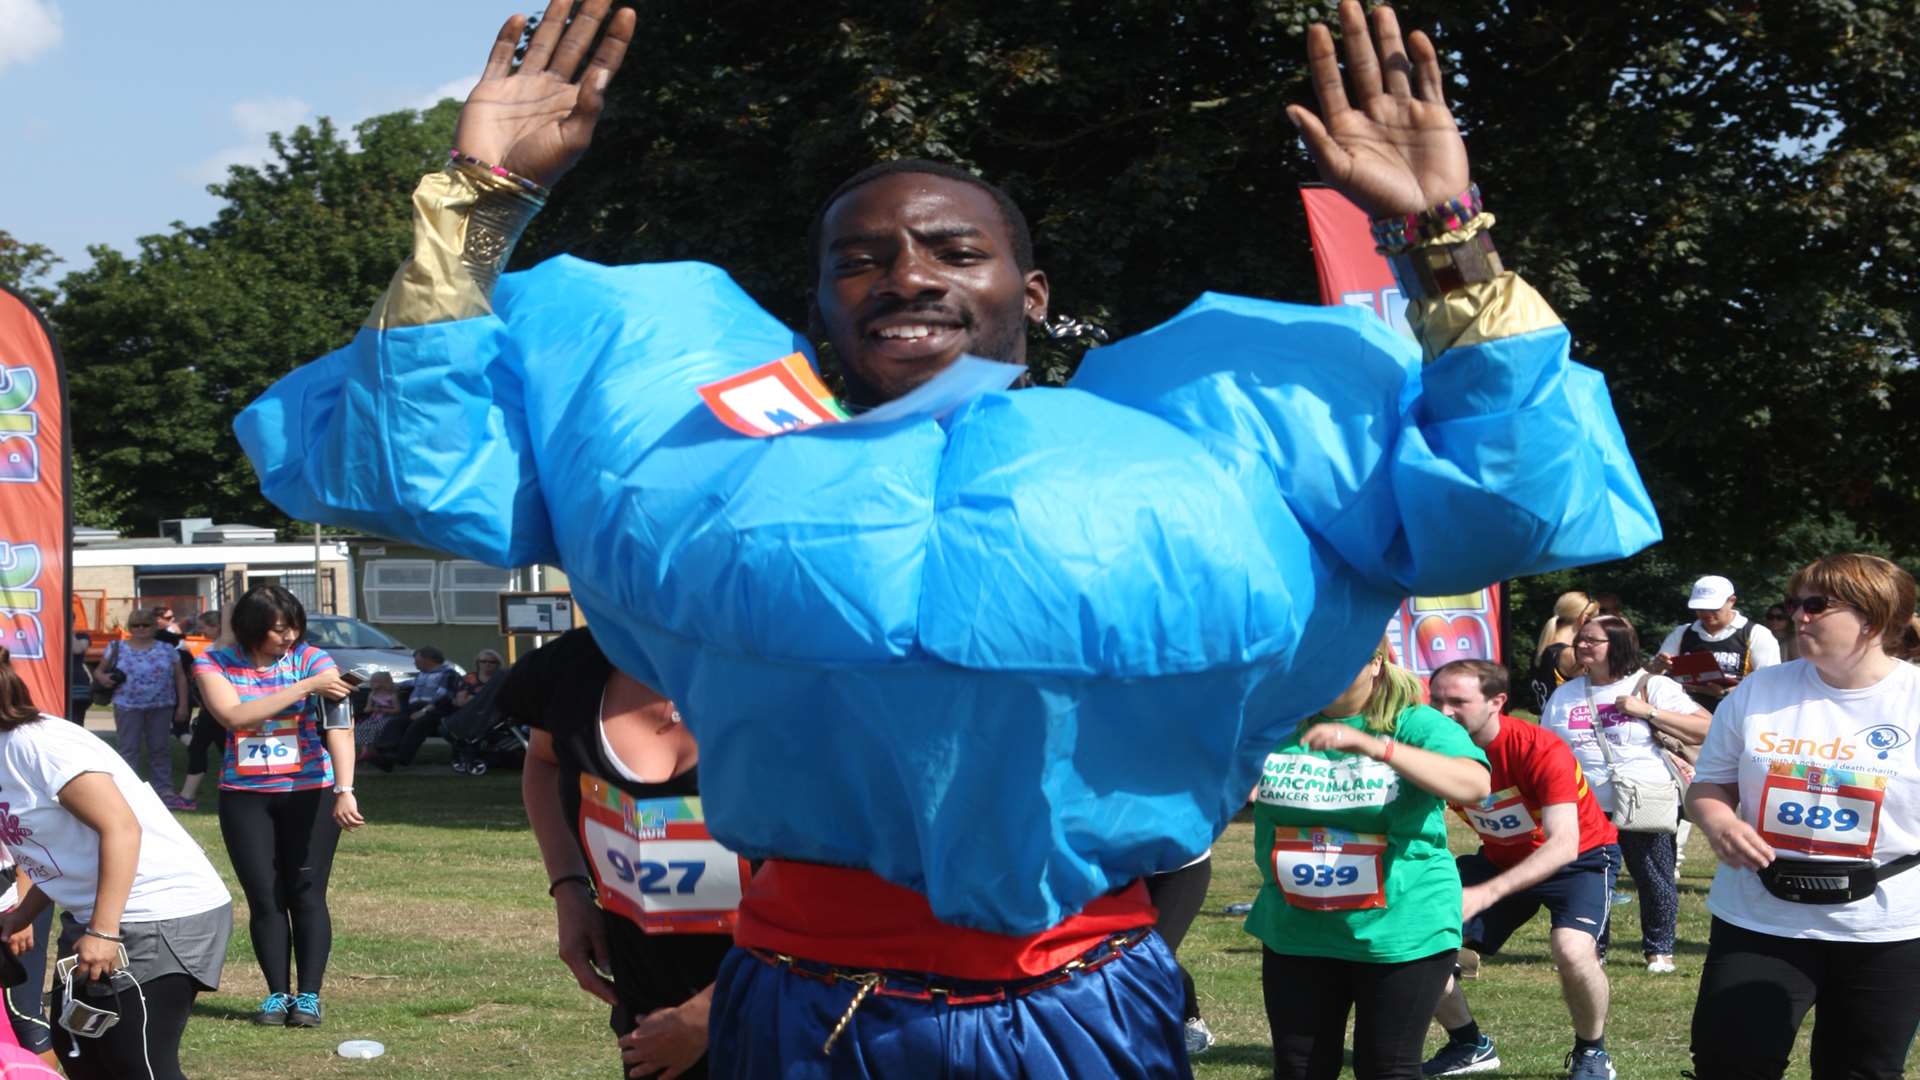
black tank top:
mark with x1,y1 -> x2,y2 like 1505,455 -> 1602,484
1678,620 -> 1754,713
496,630 -> 731,1038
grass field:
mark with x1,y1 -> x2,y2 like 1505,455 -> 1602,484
81,720 -> 1822,1078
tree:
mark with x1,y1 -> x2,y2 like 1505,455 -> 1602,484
0,230 -> 59,311
526,0 -> 1917,663
54,103 -> 460,533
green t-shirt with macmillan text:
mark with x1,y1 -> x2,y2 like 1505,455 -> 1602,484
1244,703 -> 1488,963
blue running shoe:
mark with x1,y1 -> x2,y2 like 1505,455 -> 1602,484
254,992 -> 292,1026
1566,1047 -> 1616,1080
287,991 -> 323,1027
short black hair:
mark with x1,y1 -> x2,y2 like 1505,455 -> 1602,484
805,158 -> 1035,277
230,585 -> 307,654
414,645 -> 446,664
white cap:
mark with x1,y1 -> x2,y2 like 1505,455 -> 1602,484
1688,575 -> 1736,610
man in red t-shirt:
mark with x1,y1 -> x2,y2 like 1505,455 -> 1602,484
1422,659 -> 1622,1080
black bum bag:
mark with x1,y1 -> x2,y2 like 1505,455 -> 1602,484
1758,852 -> 1920,904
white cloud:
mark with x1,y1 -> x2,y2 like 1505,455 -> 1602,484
231,97 -> 313,137
183,97 -> 315,185
0,0 -> 61,76
413,76 -> 477,111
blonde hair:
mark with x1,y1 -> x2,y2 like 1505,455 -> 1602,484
1361,638 -> 1425,734
1534,590 -> 1597,664
368,671 -> 396,688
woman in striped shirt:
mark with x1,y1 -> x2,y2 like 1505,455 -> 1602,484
192,585 -> 362,1028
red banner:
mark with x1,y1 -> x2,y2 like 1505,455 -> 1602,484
1298,186 -> 1501,678
0,288 -> 70,715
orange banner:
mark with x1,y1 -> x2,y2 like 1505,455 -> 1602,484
0,288 -> 69,715
1298,186 -> 1501,677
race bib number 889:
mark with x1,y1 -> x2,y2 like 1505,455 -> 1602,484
1757,766 -> 1883,861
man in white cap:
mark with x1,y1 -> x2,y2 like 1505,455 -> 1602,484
1652,575 -> 1781,714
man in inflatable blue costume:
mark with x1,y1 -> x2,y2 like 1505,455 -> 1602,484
241,0 -> 1658,1073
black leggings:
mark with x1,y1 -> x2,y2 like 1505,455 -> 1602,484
183,711 -> 223,777
1690,917 -> 1920,1080
1144,856 -> 1211,1022
1264,946 -> 1456,1080
218,787 -> 341,995
48,972 -> 199,1080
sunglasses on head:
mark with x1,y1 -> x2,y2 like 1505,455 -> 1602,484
1784,595 -> 1843,615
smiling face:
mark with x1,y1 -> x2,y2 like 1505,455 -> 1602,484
813,172 -> 1049,405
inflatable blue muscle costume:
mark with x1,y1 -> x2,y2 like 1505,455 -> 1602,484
240,164 -> 1658,1069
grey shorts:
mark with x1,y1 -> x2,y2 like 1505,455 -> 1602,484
59,903 -> 232,992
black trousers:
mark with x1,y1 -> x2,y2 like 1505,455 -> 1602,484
183,710 -> 223,777
1145,856 -> 1211,1023
378,702 -> 455,765
48,971 -> 199,1080
218,788 -> 342,995
1264,946 -> 1456,1080
1690,916 -> 1920,1080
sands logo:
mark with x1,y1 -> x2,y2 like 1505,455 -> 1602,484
1856,724 -> 1912,761
1754,731 -> 1855,762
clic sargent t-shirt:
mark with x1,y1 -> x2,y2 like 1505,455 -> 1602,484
1695,659 -> 1920,941
1538,670 -> 1696,813
0,715 -> 229,924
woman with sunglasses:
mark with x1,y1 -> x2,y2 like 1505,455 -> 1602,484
1247,639 -> 1491,1080
1539,615 -> 1709,973
101,610 -> 191,809
0,647 -> 232,1080
192,585 -> 361,1029
1687,554 -> 1920,1079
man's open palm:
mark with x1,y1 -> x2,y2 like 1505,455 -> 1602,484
1289,1 -> 1470,219
452,0 -> 636,189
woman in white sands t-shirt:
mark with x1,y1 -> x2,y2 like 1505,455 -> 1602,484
1687,554 -> 1920,1080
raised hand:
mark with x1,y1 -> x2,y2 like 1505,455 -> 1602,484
1288,1 -> 1469,218
451,0 -> 637,189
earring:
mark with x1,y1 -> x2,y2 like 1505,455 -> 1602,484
1038,313 -> 1111,344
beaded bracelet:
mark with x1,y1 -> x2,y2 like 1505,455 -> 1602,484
449,149 -> 552,201
1370,184 -> 1485,253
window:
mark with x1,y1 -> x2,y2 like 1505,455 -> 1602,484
363,560 -> 437,623
439,560 -> 512,625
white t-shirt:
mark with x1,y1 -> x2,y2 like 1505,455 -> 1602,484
1658,613 -> 1782,672
1695,660 -> 1920,941
1539,670 -> 1697,813
0,715 -> 229,924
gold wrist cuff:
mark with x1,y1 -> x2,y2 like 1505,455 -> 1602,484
364,168 -> 546,331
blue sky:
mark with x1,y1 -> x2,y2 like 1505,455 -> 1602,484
1,0 -> 529,277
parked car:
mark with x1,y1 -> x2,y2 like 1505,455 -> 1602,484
302,615 -> 462,716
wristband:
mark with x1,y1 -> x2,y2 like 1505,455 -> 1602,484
1380,736 -> 1396,764
1370,184 -> 1485,252
448,148 -> 553,200
333,785 -> 355,795
548,874 -> 594,899
81,927 -> 124,944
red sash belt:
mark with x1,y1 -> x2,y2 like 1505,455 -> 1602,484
734,860 -> 1157,981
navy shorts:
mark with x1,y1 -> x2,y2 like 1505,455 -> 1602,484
1460,842 -> 1620,953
